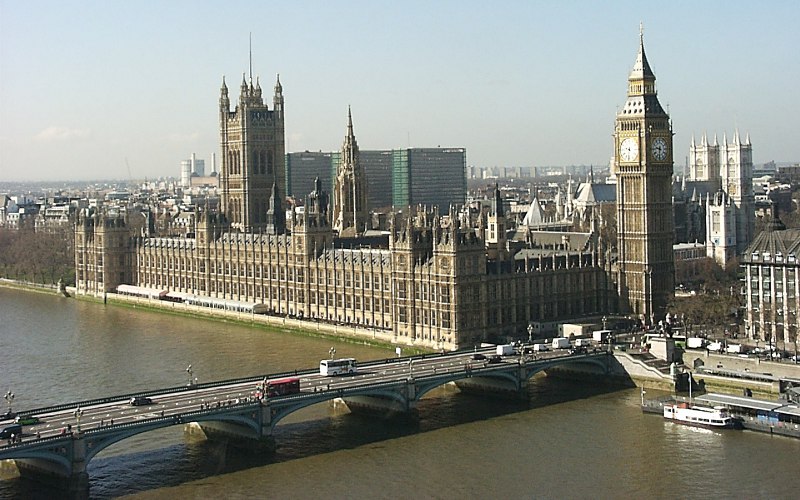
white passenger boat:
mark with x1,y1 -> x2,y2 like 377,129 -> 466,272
663,402 -> 736,428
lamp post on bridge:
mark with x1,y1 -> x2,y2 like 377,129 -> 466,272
73,407 -> 84,432
186,364 -> 196,387
329,347 -> 336,360
3,390 -> 14,418
527,323 -> 533,344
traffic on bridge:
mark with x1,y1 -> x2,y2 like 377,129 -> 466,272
1,342 -> 608,448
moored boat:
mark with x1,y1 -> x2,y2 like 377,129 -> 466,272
663,402 -> 737,429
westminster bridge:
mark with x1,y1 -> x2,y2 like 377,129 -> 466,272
0,346 -> 611,493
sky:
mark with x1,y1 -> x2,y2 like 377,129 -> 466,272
1,0 -> 798,182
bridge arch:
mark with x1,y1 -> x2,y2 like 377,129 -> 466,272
413,369 -> 522,400
269,386 -> 410,430
0,446 -> 73,477
82,410 -> 262,463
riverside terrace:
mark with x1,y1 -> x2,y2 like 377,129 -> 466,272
0,346 -> 610,494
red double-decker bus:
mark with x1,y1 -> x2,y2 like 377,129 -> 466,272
264,377 -> 301,397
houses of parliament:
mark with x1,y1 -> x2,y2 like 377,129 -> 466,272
74,32 -> 673,350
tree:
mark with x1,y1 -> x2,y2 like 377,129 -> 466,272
0,226 -> 75,286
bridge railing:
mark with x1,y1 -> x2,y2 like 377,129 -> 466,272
0,431 -> 72,451
11,353 -> 455,417
13,368 -> 318,418
13,349 -> 575,418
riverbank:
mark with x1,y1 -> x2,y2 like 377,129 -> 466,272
0,279 -> 429,356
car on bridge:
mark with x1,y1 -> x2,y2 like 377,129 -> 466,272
14,416 -> 41,426
472,353 -> 487,361
487,355 -> 503,364
129,396 -> 154,406
0,424 -> 22,439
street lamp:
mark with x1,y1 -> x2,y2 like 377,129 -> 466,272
329,347 -> 336,360
3,390 -> 14,417
602,316 -> 608,331
527,323 -> 533,344
73,407 -> 84,432
186,364 -> 195,387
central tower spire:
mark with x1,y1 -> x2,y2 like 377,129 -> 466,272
333,107 -> 369,236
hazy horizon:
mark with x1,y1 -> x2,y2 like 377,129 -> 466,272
2,1 -> 798,182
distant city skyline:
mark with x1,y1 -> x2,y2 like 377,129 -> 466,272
1,0 -> 798,182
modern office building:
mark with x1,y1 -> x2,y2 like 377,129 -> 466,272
286,151 -> 334,200
392,148 -> 466,214
180,153 -> 207,188
288,148 -> 466,214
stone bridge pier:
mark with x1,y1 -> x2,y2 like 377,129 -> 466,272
3,433 -> 90,498
340,379 -> 420,418
187,404 -> 276,451
455,364 -> 530,399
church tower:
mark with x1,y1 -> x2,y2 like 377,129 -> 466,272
219,72 -> 285,233
721,131 -> 754,254
706,190 -> 737,266
688,132 -> 720,183
614,26 -> 675,322
486,183 -> 507,261
333,107 -> 369,236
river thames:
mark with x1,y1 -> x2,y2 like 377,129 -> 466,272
1,286 -> 798,499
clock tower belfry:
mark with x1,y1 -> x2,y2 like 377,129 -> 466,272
614,26 -> 675,323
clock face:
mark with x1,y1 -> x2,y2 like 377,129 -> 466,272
619,138 -> 638,162
652,138 -> 668,161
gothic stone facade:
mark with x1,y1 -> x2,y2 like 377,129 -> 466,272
75,202 -> 609,350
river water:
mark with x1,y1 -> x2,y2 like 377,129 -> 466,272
1,287 -> 798,499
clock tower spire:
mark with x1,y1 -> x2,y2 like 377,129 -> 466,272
613,25 -> 675,324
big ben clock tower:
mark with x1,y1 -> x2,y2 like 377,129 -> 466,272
614,26 -> 674,322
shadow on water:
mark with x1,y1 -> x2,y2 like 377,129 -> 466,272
0,376 -> 625,499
